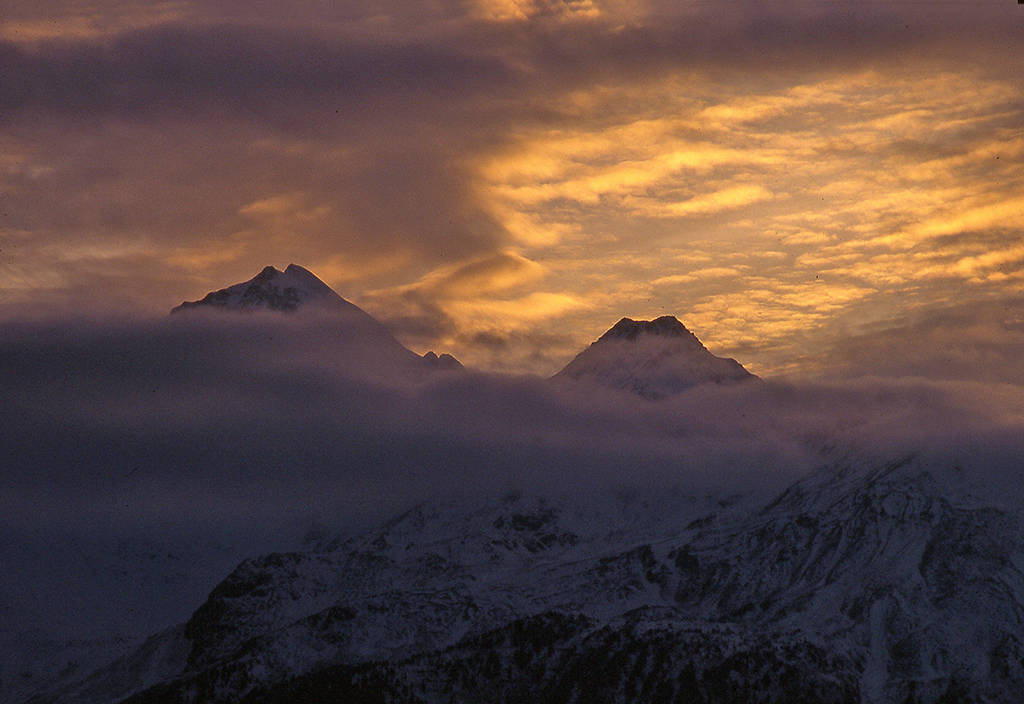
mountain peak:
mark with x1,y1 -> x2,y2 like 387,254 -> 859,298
599,316 -> 697,342
283,263 -> 325,285
169,264 -> 465,374
422,350 -> 464,371
555,316 -> 756,398
171,264 -> 340,314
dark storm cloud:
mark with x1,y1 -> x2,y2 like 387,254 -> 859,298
3,4 -> 1016,126
0,25 -> 514,123
471,4 -> 1020,90
0,314 -> 752,503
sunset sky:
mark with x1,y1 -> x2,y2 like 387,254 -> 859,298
2,0 -> 1023,375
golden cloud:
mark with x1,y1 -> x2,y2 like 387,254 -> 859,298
658,184 -> 773,217
469,0 -> 601,21
404,250 -> 547,299
238,193 -> 331,222
652,267 -> 746,286
447,291 -> 587,326
458,66 -> 1020,370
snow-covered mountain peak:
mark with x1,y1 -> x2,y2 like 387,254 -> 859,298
167,264 -> 465,378
171,264 -> 342,314
555,316 -> 756,398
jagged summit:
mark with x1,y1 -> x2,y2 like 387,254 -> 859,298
422,351 -> 464,371
556,316 -> 756,398
171,263 -> 342,314
599,316 -> 703,344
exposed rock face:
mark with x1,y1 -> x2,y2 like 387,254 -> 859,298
555,316 -> 756,398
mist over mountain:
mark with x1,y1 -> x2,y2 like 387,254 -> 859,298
555,315 -> 756,399
2,268 -> 1024,703
170,264 -> 462,374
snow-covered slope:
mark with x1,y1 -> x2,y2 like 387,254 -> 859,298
555,316 -> 756,398
48,454 -> 1024,704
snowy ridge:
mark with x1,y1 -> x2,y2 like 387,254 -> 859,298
42,454 -> 1024,703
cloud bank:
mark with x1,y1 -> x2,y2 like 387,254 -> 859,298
2,310 -> 1023,642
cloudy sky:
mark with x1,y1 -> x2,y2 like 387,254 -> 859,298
2,0 -> 1023,374
5,1 -> 1024,663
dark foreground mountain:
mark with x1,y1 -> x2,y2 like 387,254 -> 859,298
35,453 -> 1024,704
555,316 -> 755,398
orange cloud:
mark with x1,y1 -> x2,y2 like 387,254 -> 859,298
658,185 -> 773,217
238,193 -> 331,223
403,250 -> 547,299
469,0 -> 602,21
652,267 -> 746,286
447,291 -> 587,325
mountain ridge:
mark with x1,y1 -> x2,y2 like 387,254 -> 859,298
170,266 -> 755,390
45,454 -> 1023,704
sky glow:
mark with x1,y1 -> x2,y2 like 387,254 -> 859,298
1,0 -> 1022,375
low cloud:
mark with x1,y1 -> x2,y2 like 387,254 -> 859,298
2,311 -> 1023,641
2,311 -> 1021,528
